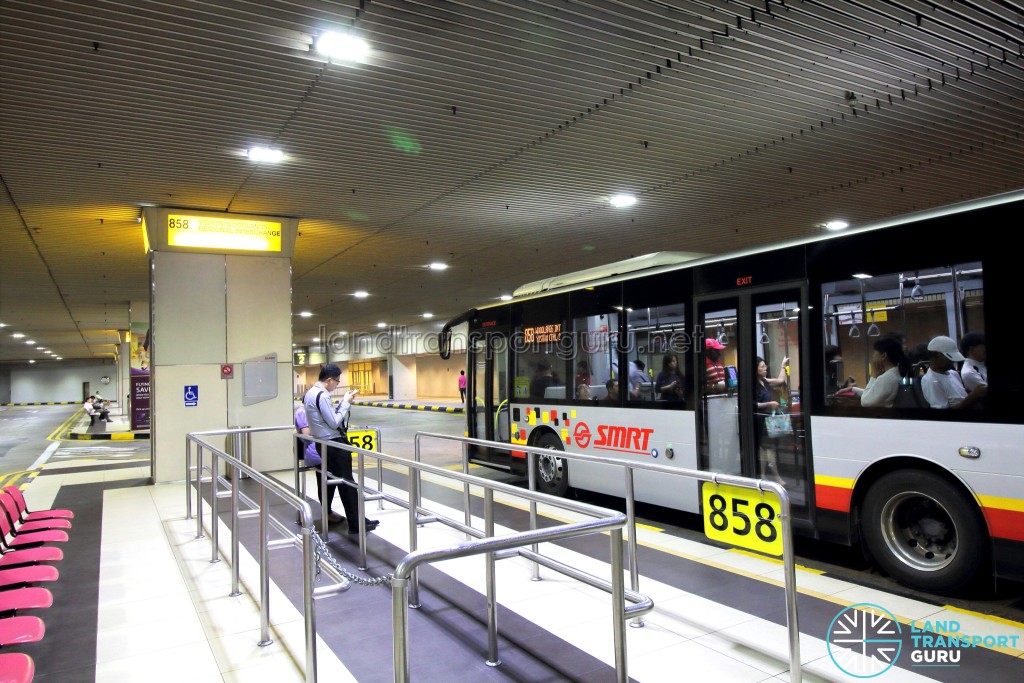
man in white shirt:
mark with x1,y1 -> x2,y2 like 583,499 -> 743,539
921,336 -> 986,409
959,332 -> 987,391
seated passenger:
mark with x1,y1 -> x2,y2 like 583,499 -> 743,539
655,353 -> 685,402
921,335 -> 986,409
959,332 -> 987,391
602,378 -> 621,404
576,383 -> 591,400
850,337 -> 906,408
529,359 -> 557,399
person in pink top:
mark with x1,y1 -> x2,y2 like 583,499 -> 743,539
458,370 -> 467,402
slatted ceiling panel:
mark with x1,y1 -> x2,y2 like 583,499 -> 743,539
3,1 -> 1024,360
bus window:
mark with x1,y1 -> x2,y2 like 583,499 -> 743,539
570,311 -> 618,402
625,304 -> 687,405
822,262 -> 984,412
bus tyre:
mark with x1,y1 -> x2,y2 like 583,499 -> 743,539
862,470 -> 987,594
533,432 -> 569,497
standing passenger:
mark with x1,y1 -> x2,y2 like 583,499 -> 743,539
458,370 -> 467,402
704,339 -> 727,393
303,364 -> 378,535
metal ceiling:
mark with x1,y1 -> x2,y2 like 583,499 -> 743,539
2,0 -> 1022,363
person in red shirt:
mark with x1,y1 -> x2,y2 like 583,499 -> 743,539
705,338 -> 727,392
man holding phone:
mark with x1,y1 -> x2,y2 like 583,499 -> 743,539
303,364 -> 379,536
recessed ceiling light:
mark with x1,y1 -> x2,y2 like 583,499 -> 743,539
0,322 -> 6,327
422,313 -> 434,319
299,311 -> 313,317
25,340 -> 35,345
609,193 -> 637,208
499,295 -> 512,301
11,333 -> 24,339
28,359 -> 35,364
852,273 -> 873,279
377,322 -> 386,328
315,31 -> 370,63
428,262 -> 448,271
824,220 -> 849,231
353,291 -> 369,298
247,146 -> 284,163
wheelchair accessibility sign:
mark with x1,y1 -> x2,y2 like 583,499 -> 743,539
184,385 -> 199,407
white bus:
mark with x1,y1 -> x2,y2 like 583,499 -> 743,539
440,191 -> 1024,594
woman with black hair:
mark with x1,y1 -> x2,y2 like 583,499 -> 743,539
853,336 -> 908,408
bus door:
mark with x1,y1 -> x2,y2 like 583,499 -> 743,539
696,286 -> 811,519
467,333 -> 511,465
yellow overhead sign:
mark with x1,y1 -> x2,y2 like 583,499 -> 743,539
166,214 -> 282,252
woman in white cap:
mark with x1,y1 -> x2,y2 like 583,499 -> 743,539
920,335 -> 987,409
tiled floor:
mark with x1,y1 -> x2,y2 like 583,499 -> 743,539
15,460 -> 1024,682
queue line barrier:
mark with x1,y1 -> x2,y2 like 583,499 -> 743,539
187,424 -> 653,682
413,431 -> 803,683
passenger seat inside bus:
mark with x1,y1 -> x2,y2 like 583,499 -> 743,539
893,362 -> 930,409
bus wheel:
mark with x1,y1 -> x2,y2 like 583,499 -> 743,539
862,470 -> 987,594
533,432 -> 569,497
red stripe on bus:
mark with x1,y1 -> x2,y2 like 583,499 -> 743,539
511,450 -> 526,459
982,506 -> 1024,542
815,484 -> 853,512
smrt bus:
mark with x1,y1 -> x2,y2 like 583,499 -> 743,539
440,191 -> 1023,594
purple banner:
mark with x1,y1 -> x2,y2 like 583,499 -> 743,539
130,375 -> 150,431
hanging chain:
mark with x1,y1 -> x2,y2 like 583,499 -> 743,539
310,529 -> 394,587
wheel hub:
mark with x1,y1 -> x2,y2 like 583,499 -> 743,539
881,491 -> 957,571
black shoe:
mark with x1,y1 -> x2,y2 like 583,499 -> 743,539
327,512 -> 346,524
348,519 -> 379,535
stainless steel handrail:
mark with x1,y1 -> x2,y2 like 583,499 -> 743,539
184,426 -> 350,683
414,431 -> 802,683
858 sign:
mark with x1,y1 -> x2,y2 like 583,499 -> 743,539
701,482 -> 782,556
346,429 -> 378,452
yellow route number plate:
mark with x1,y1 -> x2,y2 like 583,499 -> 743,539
701,482 -> 783,556
347,430 -> 378,452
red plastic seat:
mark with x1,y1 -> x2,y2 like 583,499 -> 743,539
0,547 -> 63,569
0,616 -> 44,647
1,486 -> 73,522
0,565 -> 59,591
0,652 -> 35,683
0,587 -> 52,614
0,514 -> 68,550
0,495 -> 70,534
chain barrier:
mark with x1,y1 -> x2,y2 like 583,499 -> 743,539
310,529 -> 394,587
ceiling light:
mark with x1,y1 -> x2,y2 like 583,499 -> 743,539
824,220 -> 849,231
428,262 -> 448,271
422,313 -> 434,319
499,295 -> 512,301
25,340 -> 35,345
247,146 -> 284,163
377,322 -> 386,328
353,291 -> 369,298
608,193 -> 637,208
28,359 -> 35,364
312,337 -> 320,342
298,311 -> 313,318
315,31 -> 370,63
852,273 -> 873,279
11,333 -> 24,338
0,322 -> 6,327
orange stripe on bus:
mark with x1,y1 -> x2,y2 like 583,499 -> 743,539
982,506 -> 1024,542
815,484 -> 853,512
511,450 -> 526,459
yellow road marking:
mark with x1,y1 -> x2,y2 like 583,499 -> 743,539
47,409 -> 84,441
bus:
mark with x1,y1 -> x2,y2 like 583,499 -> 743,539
439,190 -> 1024,594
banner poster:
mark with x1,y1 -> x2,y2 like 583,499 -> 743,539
130,323 -> 151,430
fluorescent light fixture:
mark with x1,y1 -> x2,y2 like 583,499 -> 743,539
609,193 -> 637,208
299,311 -> 313,318
377,322 -> 386,328
499,295 -> 512,301
25,340 -> 35,345
353,291 -> 369,298
428,262 -> 448,271
11,333 -> 24,338
316,31 -> 370,63
247,146 -> 284,163
824,220 -> 849,231
28,359 -> 35,364
852,273 -> 873,279
312,337 -> 320,342
0,322 -> 6,327
422,313 -> 434,319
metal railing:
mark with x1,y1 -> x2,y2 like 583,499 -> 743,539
414,432 -> 802,683
184,426 -> 351,683
298,430 -> 654,682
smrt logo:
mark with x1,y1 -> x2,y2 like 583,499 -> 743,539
573,422 -> 592,448
573,421 -> 654,455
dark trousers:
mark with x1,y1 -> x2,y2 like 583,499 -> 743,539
459,388 -> 466,402
318,436 -> 358,522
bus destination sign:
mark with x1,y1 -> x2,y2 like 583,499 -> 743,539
523,323 -> 562,344
167,214 -> 282,252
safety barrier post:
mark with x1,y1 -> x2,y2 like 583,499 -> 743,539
484,488 -> 499,667
610,527 -> 627,683
210,449 -> 220,564
230,436 -> 242,597
623,468 -> 643,627
185,439 -> 192,520
195,444 -> 205,539
258,485 -> 273,646
526,451 -> 540,581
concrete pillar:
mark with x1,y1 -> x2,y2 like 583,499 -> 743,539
144,209 -> 298,483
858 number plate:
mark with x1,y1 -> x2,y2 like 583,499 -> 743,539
347,430 -> 378,452
701,482 -> 782,556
